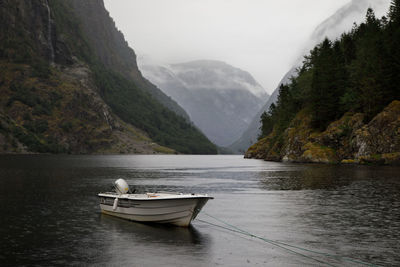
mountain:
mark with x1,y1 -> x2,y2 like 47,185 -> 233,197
309,0 -> 390,43
140,60 -> 269,147
69,1 -> 190,121
246,2 -> 400,165
229,68 -> 295,153
0,0 -> 216,154
230,0 -> 391,153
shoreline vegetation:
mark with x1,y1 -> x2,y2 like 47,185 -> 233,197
245,100 -> 400,165
245,2 -> 400,165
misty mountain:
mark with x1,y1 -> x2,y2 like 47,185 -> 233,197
229,0 -> 391,153
140,60 -> 269,147
310,0 -> 390,42
229,68 -> 296,153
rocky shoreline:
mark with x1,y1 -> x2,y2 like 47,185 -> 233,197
245,100 -> 400,165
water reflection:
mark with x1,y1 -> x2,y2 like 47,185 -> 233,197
93,215 -> 211,266
100,214 -> 208,245
0,155 -> 399,266
259,164 -> 400,190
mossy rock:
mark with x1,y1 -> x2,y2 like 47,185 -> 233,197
245,136 -> 270,159
301,142 -> 338,164
382,152 -> 400,165
341,159 -> 358,164
358,154 -> 388,165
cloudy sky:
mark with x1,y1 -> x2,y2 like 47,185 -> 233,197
104,0 -> 390,94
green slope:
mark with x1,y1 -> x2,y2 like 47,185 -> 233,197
0,0 -> 217,154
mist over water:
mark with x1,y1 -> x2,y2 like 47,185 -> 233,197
1,155 -> 399,266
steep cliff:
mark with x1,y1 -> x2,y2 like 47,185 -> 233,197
245,101 -> 400,165
68,0 -> 190,120
0,0 -> 216,154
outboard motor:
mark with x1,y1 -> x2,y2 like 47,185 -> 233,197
114,179 -> 129,195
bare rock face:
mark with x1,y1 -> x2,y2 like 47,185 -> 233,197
245,100 -> 400,165
281,109 -> 314,162
354,100 -> 400,164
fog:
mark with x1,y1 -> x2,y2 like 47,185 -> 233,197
104,0 -> 391,94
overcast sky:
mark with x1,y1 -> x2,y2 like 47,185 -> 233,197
104,0 -> 390,94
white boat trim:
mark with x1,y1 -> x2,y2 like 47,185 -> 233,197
98,192 -> 213,227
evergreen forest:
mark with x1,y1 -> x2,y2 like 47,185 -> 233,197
259,1 -> 400,140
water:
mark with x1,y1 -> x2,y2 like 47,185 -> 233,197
0,155 -> 399,266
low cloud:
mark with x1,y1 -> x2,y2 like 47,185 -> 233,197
104,0 -> 390,94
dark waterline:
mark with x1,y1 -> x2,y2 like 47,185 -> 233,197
0,155 -> 399,266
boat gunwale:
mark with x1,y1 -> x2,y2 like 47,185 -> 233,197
97,193 -> 214,201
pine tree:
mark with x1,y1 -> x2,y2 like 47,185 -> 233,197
341,33 -> 356,64
259,111 -> 273,139
350,8 -> 387,121
310,38 -> 345,129
386,0 -> 400,101
389,0 -> 400,23
258,4 -> 400,144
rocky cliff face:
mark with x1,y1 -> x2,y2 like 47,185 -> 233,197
245,100 -> 400,165
140,60 -> 269,147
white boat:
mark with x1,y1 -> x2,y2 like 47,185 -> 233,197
98,179 -> 213,227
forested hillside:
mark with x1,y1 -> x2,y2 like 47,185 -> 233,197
246,1 -> 400,164
0,0 -> 217,154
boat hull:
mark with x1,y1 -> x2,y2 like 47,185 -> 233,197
99,197 -> 210,227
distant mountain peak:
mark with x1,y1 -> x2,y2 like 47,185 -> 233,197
140,59 -> 270,147
169,60 -> 268,98
172,59 -> 229,67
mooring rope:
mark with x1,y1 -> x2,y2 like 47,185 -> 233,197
196,218 -> 336,267
197,212 -> 379,267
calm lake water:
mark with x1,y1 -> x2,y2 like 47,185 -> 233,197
0,155 -> 399,266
